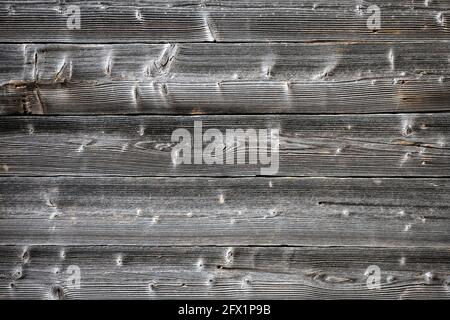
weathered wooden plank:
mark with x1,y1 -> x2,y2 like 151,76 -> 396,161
3,78 -> 450,115
1,43 -> 449,115
0,5 -> 208,43
0,245 -> 449,299
4,0 -> 447,10
201,0 -> 450,10
0,114 -> 449,177
0,177 -> 449,246
0,84 -> 43,115
0,2 -> 448,43
3,0 -> 450,10
4,43 -> 448,83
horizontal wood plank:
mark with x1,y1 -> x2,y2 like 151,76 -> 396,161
2,43 -> 449,83
6,0 -> 448,9
0,114 -> 449,177
3,78 -> 450,115
0,177 -> 449,246
1,43 -> 449,115
0,2 -> 448,43
3,0 -> 450,10
0,245 -> 449,299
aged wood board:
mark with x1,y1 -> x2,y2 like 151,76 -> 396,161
0,0 -> 449,300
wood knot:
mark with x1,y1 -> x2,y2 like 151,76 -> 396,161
50,285 -> 65,300
197,258 -> 204,270
387,275 -> 396,283
116,254 -> 123,266
12,267 -> 23,280
225,248 -> 234,264
424,272 -> 434,283
148,281 -> 157,292
242,276 -> 252,288
403,124 -> 413,137
22,250 -> 30,263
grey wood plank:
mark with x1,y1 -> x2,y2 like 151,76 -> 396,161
0,177 -> 449,246
0,83 -> 43,115
0,245 -> 449,299
0,5 -> 208,43
3,0 -> 450,10
0,2 -> 449,43
0,114 -> 449,177
202,0 -> 450,9
1,43 -> 449,115
14,43 -> 450,83
3,78 -> 450,115
15,0 -> 450,9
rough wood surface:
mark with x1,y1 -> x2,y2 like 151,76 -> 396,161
0,114 -> 449,177
3,43 -> 450,83
0,177 -> 449,246
1,0 -> 449,300
3,78 -> 449,115
1,245 -> 449,300
1,43 -> 450,115
0,1 -> 449,43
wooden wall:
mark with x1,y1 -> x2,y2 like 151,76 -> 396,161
0,0 -> 449,299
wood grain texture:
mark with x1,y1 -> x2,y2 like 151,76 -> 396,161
0,177 -> 449,246
0,1 -> 448,43
0,114 -> 449,177
1,43 -> 450,114
2,0 -> 450,10
2,43 -> 449,83
1,0 -> 450,301
7,0 -> 448,9
3,78 -> 450,115
0,245 -> 449,299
